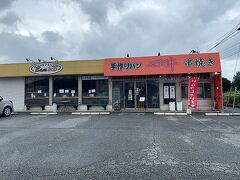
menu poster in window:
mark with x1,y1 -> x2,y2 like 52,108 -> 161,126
139,97 -> 145,102
129,90 -> 132,95
164,86 -> 169,99
170,86 -> 175,99
65,89 -> 69,93
71,90 -> 75,94
59,89 -> 64,93
37,90 -> 42,93
128,94 -> 133,100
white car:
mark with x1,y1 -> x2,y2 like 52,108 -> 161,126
0,96 -> 13,117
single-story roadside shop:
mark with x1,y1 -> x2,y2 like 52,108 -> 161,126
0,52 -> 222,112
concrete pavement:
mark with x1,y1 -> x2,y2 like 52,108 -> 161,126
0,113 -> 240,179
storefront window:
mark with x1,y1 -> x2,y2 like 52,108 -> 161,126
147,80 -> 159,108
181,84 -> 188,99
199,73 -> 210,80
112,81 -> 124,108
204,83 -> 211,98
163,83 -> 176,104
53,76 -> 78,105
25,77 -> 49,107
181,83 -> 211,99
82,79 -> 109,105
197,83 -> 204,98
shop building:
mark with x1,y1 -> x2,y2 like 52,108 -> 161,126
0,52 -> 222,112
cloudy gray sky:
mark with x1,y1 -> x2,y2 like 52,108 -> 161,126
0,0 -> 240,80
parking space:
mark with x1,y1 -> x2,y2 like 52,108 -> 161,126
0,113 -> 240,179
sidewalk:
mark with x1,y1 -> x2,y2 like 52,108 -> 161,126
13,107 -> 240,116
222,106 -> 240,113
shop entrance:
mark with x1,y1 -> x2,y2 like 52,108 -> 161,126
124,81 -> 146,109
112,78 -> 160,110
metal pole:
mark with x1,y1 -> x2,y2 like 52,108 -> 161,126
49,76 -> 53,106
232,87 -> 237,113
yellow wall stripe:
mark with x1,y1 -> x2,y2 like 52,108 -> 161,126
0,60 -> 104,77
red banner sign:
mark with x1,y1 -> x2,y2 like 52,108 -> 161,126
104,53 -> 221,76
188,77 -> 199,108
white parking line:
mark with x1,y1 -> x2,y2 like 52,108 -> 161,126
30,112 -> 57,115
72,112 -> 110,115
154,112 -> 187,116
190,115 -> 214,129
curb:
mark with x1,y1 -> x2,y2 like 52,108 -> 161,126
205,112 -> 240,116
154,112 -> 188,116
13,112 -> 111,115
72,112 -> 110,115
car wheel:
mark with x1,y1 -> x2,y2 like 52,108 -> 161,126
3,107 -> 12,117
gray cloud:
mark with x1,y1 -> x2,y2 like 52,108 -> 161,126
0,11 -> 20,26
42,30 -> 63,43
77,0 -> 239,59
0,0 -> 16,10
73,0 -> 126,24
0,0 -> 239,80
0,32 -> 68,62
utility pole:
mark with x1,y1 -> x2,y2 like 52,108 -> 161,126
232,87 -> 237,113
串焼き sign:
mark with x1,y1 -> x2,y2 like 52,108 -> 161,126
29,62 -> 63,74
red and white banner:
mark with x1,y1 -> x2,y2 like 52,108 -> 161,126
188,77 -> 199,108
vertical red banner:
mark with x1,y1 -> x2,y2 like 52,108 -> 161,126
188,77 -> 199,108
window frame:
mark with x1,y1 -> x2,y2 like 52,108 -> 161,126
181,82 -> 211,99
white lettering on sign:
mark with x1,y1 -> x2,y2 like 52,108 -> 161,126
29,62 -> 63,74
188,77 -> 199,108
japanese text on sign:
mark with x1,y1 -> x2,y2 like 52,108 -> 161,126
188,77 -> 199,108
110,63 -> 142,71
185,58 -> 214,67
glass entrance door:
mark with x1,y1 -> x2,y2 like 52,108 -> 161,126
124,81 -> 146,109
136,81 -> 146,108
125,82 -> 135,108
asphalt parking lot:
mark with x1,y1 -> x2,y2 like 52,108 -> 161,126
0,113 -> 240,179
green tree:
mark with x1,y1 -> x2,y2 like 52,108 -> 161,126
222,77 -> 231,93
232,72 -> 240,90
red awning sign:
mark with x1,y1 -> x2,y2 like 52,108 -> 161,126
104,53 -> 221,76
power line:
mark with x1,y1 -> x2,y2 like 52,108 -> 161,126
232,44 -> 240,81
219,41 -> 240,53
207,22 -> 240,51
220,45 -> 240,57
202,22 -> 240,51
217,35 -> 240,59
221,51 -> 240,59
208,29 -> 240,51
